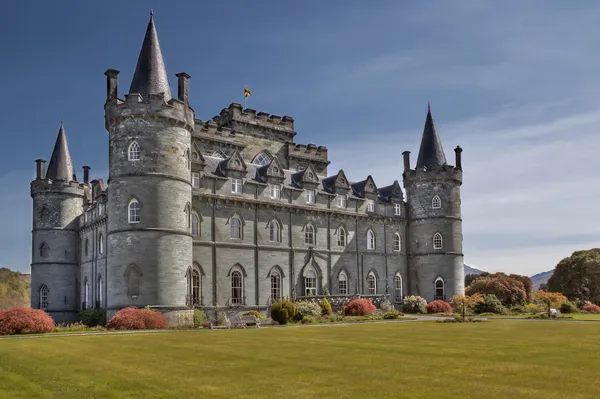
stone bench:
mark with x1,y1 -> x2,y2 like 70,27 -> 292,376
231,315 -> 261,328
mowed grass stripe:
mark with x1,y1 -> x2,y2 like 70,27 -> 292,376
1,321 -> 599,399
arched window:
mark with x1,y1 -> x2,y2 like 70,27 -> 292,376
338,270 -> 348,295
270,270 -> 281,301
254,151 -> 272,166
304,223 -> 315,245
186,268 -> 202,306
128,141 -> 141,161
435,277 -> 445,300
230,216 -> 242,239
191,212 -> 200,236
98,234 -> 104,255
127,265 -> 140,298
304,269 -> 317,296
337,226 -> 347,247
231,270 -> 244,305
184,203 -> 191,229
393,233 -> 401,252
269,220 -> 281,242
432,195 -> 441,209
84,238 -> 89,256
367,271 -> 377,295
433,232 -> 443,249
367,229 -> 376,250
394,273 -> 403,303
83,278 -> 89,309
39,285 -> 49,311
212,150 -> 227,159
128,199 -> 140,224
40,207 -> 49,222
185,148 -> 191,169
97,275 -> 103,307
39,242 -> 48,258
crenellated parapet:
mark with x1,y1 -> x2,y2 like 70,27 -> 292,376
402,147 -> 463,186
288,143 -> 330,175
212,103 -> 295,135
30,179 -> 86,198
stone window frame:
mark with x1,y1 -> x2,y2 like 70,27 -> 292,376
270,270 -> 282,301
128,198 -> 141,224
337,224 -> 347,247
186,266 -> 202,307
39,242 -> 49,258
98,233 -> 104,255
212,150 -> 227,159
393,233 -> 401,252
336,194 -> 347,208
253,151 -> 272,166
366,229 -> 376,250
435,276 -> 445,300
84,238 -> 89,257
338,270 -> 348,295
125,264 -> 141,299
191,212 -> 200,237
128,141 -> 141,161
191,172 -> 200,188
268,219 -> 282,243
304,266 -> 318,296
230,265 -> 245,305
83,277 -> 90,308
231,178 -> 243,194
305,189 -> 315,204
394,203 -> 402,216
432,195 -> 442,209
97,274 -> 103,307
433,232 -> 443,249
270,184 -> 281,200
367,270 -> 377,295
366,199 -> 375,212
38,285 -> 49,310
229,214 -> 244,240
394,273 -> 403,303
303,222 -> 316,246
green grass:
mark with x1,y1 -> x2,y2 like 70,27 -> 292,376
1,321 -> 600,398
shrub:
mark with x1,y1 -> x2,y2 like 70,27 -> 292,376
0,307 -> 55,335
301,316 -> 315,324
344,298 -> 376,316
271,299 -> 297,324
242,310 -> 261,319
525,303 -> 541,314
297,301 -> 322,318
560,301 -> 578,314
383,310 -> 402,319
79,308 -> 106,327
583,304 -> 600,313
380,300 -> 394,313
474,294 -> 507,314
510,305 -> 527,314
54,322 -> 105,333
193,308 -> 205,327
426,300 -> 453,314
106,307 -> 168,330
319,298 -> 333,315
466,274 -> 528,307
402,296 -> 427,314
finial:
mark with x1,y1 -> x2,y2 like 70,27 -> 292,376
427,102 -> 431,112
59,120 -> 64,130
150,9 -> 154,17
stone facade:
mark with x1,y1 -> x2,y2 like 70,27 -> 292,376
29,14 -> 465,324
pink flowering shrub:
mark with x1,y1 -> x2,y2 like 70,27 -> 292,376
0,307 -> 55,335
426,300 -> 453,314
344,298 -> 376,316
106,307 -> 168,330
583,304 -> 600,313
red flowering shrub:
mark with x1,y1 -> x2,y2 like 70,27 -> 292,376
426,300 -> 453,314
583,304 -> 600,313
344,298 -> 376,316
106,307 -> 168,330
0,307 -> 55,335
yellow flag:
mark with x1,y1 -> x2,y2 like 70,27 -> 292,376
244,87 -> 251,97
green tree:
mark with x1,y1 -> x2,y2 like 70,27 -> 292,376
547,249 -> 600,304
0,267 -> 30,309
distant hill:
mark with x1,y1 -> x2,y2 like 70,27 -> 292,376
0,267 -> 30,309
530,270 -> 554,289
464,265 -> 487,275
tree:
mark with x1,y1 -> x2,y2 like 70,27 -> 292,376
0,268 -> 30,310
465,272 -> 489,287
532,290 -> 567,317
465,273 -> 528,307
450,294 -> 484,319
547,249 -> 600,304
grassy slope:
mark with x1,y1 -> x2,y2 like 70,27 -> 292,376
1,321 -> 600,399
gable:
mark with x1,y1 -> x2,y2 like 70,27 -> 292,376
225,150 -> 247,172
265,157 -> 285,179
191,141 -> 206,165
364,175 -> 377,193
334,169 -> 350,189
300,164 -> 319,184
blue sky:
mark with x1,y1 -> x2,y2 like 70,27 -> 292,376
1,0 -> 598,275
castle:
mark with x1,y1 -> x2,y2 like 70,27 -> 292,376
30,14 -> 465,323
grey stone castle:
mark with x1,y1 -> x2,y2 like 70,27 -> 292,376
30,14 -> 464,323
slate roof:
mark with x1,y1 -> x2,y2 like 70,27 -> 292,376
45,122 -> 77,182
128,12 -> 172,102
415,104 -> 447,168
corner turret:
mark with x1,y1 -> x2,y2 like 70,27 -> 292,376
30,123 -> 85,323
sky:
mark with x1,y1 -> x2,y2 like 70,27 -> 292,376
0,0 -> 598,276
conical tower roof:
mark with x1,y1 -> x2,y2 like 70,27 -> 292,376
46,122 -> 77,182
415,104 -> 447,168
128,12 -> 172,102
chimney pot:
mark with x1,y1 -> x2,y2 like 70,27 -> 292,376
82,166 -> 91,184
35,159 -> 46,180
175,72 -> 191,104
402,151 -> 411,173
104,69 -> 120,101
454,146 -> 463,170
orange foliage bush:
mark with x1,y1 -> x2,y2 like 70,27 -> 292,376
106,307 -> 168,330
0,307 -> 55,335
344,298 -> 376,316
426,300 -> 453,314
583,304 -> 600,313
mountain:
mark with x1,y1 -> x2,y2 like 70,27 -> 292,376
530,270 -> 554,289
464,265 -> 487,275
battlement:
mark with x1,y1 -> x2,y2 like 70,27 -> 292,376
288,142 -> 329,163
403,164 -> 462,184
30,178 -> 86,198
194,119 -> 238,138
213,103 -> 295,133
104,92 -> 195,132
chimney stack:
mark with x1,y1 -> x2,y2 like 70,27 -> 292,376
402,151 -> 411,173
35,159 -> 46,180
175,72 -> 191,104
83,166 -> 90,184
454,146 -> 463,170
104,69 -> 120,101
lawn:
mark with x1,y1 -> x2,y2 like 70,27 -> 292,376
1,321 -> 600,398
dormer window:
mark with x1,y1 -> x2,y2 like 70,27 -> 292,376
367,200 -> 375,212
306,189 -> 315,204
270,184 -> 281,199
192,172 -> 200,188
336,194 -> 346,208
212,150 -> 227,159
231,178 -> 243,194
128,141 -> 140,161
394,203 -> 401,216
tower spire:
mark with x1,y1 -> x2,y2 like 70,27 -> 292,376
45,122 -> 77,182
129,12 -> 172,102
415,103 -> 447,169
